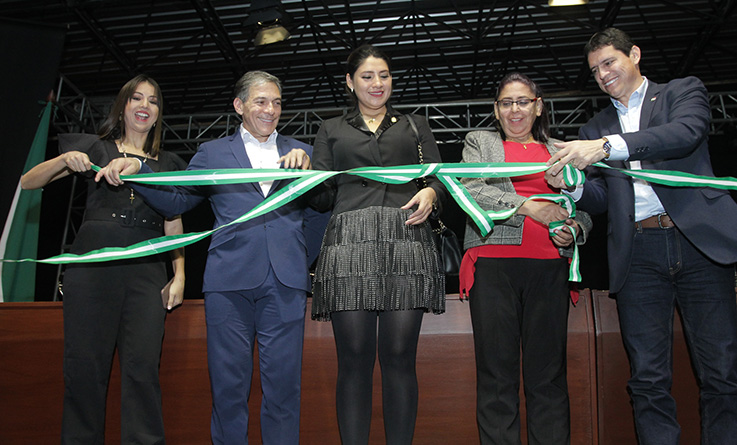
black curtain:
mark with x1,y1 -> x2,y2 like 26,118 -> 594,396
0,19 -> 66,299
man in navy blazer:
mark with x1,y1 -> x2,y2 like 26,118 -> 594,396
547,28 -> 737,444
98,71 -> 326,444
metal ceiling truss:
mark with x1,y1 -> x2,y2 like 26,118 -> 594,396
18,0 -> 731,117
159,94 -> 737,155
52,75 -> 737,156
52,74 -> 105,135
190,0 -> 244,77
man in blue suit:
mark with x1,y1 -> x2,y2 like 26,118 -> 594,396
547,28 -> 737,444
98,71 -> 326,444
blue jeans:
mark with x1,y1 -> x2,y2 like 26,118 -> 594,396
616,226 -> 737,445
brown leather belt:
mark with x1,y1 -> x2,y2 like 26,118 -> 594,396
635,213 -> 674,229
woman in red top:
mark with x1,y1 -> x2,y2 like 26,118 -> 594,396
459,72 -> 591,445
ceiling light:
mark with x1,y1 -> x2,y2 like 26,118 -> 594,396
245,0 -> 291,46
254,20 -> 290,46
549,0 -> 589,6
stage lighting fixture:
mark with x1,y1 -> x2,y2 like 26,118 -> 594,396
549,0 -> 589,6
245,0 -> 290,46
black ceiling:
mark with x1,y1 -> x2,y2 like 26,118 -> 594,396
3,0 -> 737,117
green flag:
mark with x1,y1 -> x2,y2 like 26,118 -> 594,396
0,101 -> 53,302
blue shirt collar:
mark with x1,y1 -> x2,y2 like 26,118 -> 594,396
611,77 -> 648,113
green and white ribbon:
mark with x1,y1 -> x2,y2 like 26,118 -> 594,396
432,176 -> 582,281
27,171 -> 338,265
539,193 -> 580,282
8,155 -> 732,286
435,164 -> 582,237
592,162 -> 737,190
0,162 -> 583,269
132,167 -> 314,185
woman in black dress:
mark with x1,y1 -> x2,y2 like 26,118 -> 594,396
310,45 -> 447,444
21,75 -> 186,444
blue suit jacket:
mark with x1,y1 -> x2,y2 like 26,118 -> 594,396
577,76 -> 737,293
134,131 -> 328,293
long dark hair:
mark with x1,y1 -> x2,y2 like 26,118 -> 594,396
494,72 -> 550,143
98,74 -> 164,157
345,44 -> 392,107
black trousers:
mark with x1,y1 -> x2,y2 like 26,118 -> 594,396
61,258 -> 167,444
469,257 -> 570,445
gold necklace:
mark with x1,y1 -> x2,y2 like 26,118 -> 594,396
518,138 -> 535,150
363,113 -> 384,125
119,142 -> 150,160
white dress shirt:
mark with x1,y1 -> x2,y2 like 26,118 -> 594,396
240,124 -> 280,196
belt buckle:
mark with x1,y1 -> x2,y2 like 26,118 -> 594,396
120,208 -> 135,227
657,213 -> 667,229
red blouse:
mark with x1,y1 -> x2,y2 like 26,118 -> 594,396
459,140 -> 564,297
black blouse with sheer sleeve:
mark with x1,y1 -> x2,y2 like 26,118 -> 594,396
57,133 -> 187,254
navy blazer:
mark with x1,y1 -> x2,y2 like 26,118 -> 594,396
133,131 -> 327,293
577,76 -> 737,293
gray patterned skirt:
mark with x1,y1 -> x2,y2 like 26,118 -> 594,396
311,206 -> 446,321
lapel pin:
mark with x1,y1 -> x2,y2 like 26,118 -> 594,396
651,96 -> 657,101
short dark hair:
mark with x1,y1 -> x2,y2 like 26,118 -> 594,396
584,27 -> 636,58
98,74 -> 163,157
234,70 -> 282,102
494,72 -> 550,143
345,44 -> 392,104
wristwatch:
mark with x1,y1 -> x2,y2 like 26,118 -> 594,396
602,137 -> 612,160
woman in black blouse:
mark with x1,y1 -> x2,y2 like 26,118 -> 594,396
21,75 -> 185,444
310,45 -> 447,444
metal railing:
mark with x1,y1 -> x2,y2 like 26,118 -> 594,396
52,75 -> 737,156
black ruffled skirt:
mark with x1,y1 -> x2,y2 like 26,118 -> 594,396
311,206 -> 445,321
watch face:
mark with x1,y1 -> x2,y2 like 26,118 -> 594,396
603,139 -> 612,158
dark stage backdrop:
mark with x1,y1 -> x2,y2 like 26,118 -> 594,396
0,19 -> 65,223
0,19 -> 65,300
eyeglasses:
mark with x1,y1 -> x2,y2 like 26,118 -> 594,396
495,97 -> 540,109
